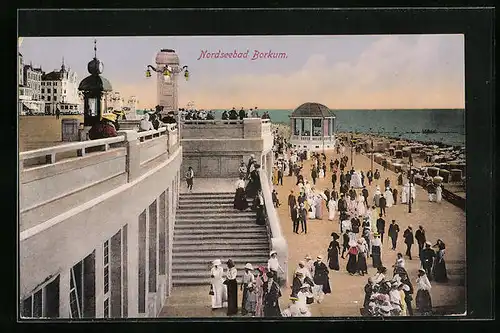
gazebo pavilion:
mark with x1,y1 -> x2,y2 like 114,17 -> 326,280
289,102 -> 337,151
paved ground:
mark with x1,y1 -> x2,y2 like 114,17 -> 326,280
161,148 -> 466,317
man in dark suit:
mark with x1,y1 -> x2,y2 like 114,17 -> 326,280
415,225 -> 427,257
299,203 -> 308,234
420,241 -> 436,280
388,219 -> 400,250
311,167 -> 318,185
379,194 -> 387,217
362,186 -> 369,206
403,225 -> 414,260
291,206 -> 299,234
376,214 -> 386,244
287,190 -> 297,217
331,172 -> 337,189
339,171 -> 345,187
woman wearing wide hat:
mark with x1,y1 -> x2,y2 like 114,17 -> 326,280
327,232 -> 341,271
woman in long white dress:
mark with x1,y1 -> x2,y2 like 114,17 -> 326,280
357,196 -> 367,216
384,187 -> 394,207
350,171 -> 363,188
319,168 -> 325,179
410,183 -> 416,202
401,184 -> 409,204
328,198 -> 337,220
210,259 -> 227,309
436,184 -> 442,203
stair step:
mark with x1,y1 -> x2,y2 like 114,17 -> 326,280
177,207 -> 252,213
172,257 -> 269,265
174,229 -> 266,235
175,223 -> 261,229
180,192 -> 234,196
173,251 -> 269,258
172,262 -> 267,271
175,217 -> 255,224
179,199 -> 252,203
174,233 -> 267,241
179,203 -> 235,207
173,278 -> 243,286
173,244 -> 269,252
176,213 -> 256,219
173,238 -> 268,246
172,271 -> 261,279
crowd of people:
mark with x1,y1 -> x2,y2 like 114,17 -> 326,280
179,107 -> 271,122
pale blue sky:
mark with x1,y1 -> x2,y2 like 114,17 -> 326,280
19,35 -> 464,109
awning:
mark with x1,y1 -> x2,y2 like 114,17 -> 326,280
22,102 -> 39,112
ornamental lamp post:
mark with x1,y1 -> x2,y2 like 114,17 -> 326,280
408,152 -> 413,213
350,132 -> 353,167
145,64 -> 189,82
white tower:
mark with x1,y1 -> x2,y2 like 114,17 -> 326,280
155,49 -> 180,113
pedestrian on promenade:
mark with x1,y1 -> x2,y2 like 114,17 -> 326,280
299,203 -> 308,234
432,239 -> 448,282
185,166 -> 194,192
311,167 -> 317,185
366,170 -> 373,185
288,190 -> 297,217
241,263 -> 255,315
360,171 -> 365,187
415,268 -> 433,315
362,186 -> 369,207
327,233 -> 341,271
415,226 -> 427,257
376,214 -> 386,244
341,229 -> 350,259
388,220 -> 400,250
373,186 -> 381,207
403,226 -> 414,260
332,171 -> 337,189
330,159 -> 334,172
55,107 -> 60,119
379,194 -> 387,217
420,241 -> 436,279
291,205 -> 300,234
263,272 -> 282,317
392,188 -> 398,205
374,169 -> 381,181
371,233 -> 383,268
224,259 -> 238,316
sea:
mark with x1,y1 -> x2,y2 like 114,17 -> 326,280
137,109 -> 465,147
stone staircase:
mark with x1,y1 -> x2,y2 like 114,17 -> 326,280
172,192 -> 271,286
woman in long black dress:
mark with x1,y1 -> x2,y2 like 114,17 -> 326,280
245,163 -> 261,198
346,241 -> 358,275
371,233 -> 383,268
356,238 -> 368,276
327,232 -> 341,271
254,190 -> 266,226
224,259 -> 238,316
313,256 -> 331,294
234,176 -> 249,211
432,239 -> 448,282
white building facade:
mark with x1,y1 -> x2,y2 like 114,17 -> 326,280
18,54 -> 45,115
41,61 -> 82,115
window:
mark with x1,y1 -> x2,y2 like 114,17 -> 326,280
41,96 -> 45,100
110,230 -> 122,317
21,275 -> 59,318
41,82 -> 45,85
47,88 -> 51,93
54,88 -> 57,93
64,89 -> 67,94
54,96 -> 57,101
47,96 -> 51,101
69,251 -> 96,318
138,210 -> 147,313
41,88 -> 45,93
104,299 -> 109,318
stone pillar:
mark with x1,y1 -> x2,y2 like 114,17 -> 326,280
59,269 -> 71,318
309,118 -> 313,140
118,130 -> 140,182
268,152 -> 273,184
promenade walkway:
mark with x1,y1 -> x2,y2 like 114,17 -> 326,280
274,149 -> 466,316
161,149 -> 465,317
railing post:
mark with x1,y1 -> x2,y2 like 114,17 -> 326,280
118,130 -> 140,182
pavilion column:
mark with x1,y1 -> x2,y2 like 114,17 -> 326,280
309,119 -> 313,140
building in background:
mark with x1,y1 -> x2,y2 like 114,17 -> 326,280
41,59 -> 82,115
105,91 -> 124,113
18,54 -> 45,115
123,96 -> 139,119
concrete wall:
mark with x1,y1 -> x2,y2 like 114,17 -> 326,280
181,119 -> 273,178
19,126 -> 181,318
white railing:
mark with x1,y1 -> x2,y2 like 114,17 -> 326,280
137,127 -> 167,140
259,171 -> 288,286
181,119 -> 244,125
19,136 -> 125,167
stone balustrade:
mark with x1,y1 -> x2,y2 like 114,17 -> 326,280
19,126 -> 180,233
259,171 -> 288,286
181,118 -> 274,178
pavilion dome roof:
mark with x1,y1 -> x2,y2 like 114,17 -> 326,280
291,102 -> 336,118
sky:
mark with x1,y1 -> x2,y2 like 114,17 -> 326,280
18,35 -> 464,110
